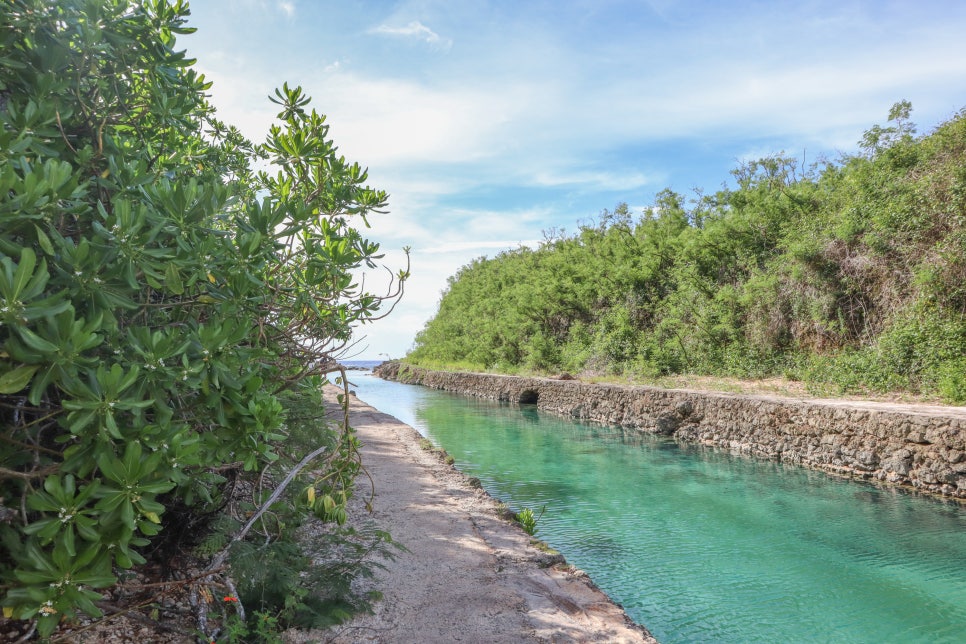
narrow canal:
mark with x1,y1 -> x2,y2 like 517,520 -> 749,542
346,369 -> 966,643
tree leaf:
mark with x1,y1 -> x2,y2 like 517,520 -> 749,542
34,225 -> 54,255
11,247 -> 36,299
0,364 -> 39,393
165,262 -> 184,295
15,327 -> 59,354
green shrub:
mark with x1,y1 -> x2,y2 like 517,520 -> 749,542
935,358 -> 966,404
408,103 -> 966,403
514,506 -> 546,537
0,1 -> 405,636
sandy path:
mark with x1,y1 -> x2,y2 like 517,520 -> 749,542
317,388 -> 654,643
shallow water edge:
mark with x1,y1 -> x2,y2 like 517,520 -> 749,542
375,362 -> 966,500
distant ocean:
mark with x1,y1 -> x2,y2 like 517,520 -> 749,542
339,359 -> 383,371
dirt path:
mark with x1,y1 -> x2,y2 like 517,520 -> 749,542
315,387 -> 654,644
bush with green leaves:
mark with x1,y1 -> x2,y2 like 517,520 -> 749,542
0,0 -> 406,637
408,102 -> 966,402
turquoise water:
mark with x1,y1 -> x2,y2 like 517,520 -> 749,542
347,372 -> 966,643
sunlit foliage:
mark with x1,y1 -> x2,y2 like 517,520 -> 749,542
0,0 -> 404,635
410,104 -> 966,402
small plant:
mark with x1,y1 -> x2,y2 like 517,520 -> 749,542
530,539 -> 559,555
529,539 -> 565,568
216,608 -> 284,643
514,506 -> 546,537
494,501 -> 514,521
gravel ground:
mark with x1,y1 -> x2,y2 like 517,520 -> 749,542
301,387 -> 654,644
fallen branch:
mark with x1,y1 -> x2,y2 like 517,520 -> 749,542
189,364 -> 361,638
192,442 -> 329,637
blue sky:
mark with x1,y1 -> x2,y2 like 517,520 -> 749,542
182,0 -> 966,360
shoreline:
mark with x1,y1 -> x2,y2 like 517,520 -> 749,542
311,385 -> 654,643
375,363 -> 966,501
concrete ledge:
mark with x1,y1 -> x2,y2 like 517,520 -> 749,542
375,363 -> 966,500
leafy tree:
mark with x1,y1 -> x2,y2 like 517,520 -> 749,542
0,0 -> 405,637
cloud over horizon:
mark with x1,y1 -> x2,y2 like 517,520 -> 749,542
184,0 -> 966,358
370,20 -> 452,50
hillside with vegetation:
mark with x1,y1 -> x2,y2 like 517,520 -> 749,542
408,102 -> 966,404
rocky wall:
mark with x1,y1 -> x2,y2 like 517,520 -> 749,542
374,362 -> 966,500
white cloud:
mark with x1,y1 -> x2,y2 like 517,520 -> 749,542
370,20 -> 452,50
183,0 -> 966,359
420,240 -> 540,254
225,0 -> 296,18
293,71 -> 539,167
529,169 -> 654,191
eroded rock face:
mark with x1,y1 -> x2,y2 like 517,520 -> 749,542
375,363 -> 966,500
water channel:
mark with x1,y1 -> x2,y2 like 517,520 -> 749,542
345,369 -> 966,643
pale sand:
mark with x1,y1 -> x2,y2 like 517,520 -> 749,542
312,387 -> 655,643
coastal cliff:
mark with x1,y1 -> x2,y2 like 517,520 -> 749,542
375,362 -> 966,500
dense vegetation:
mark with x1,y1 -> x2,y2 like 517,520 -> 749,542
1,1 -> 405,639
409,102 -> 966,403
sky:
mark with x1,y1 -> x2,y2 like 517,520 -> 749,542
181,0 -> 966,360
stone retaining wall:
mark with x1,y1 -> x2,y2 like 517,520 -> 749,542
374,362 -> 966,500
